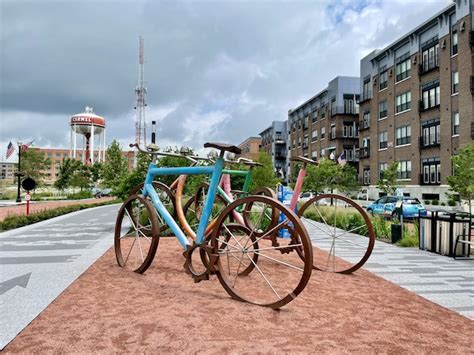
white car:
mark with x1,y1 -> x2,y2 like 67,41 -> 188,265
299,192 -> 316,203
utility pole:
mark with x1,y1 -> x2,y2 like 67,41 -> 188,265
134,36 -> 147,167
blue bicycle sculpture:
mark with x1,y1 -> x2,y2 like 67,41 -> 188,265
115,142 -> 313,309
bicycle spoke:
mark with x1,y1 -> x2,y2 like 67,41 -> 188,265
252,251 -> 304,272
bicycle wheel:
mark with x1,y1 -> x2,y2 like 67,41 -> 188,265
114,194 -> 160,273
130,181 -> 175,236
251,187 -> 276,199
211,195 -> 313,309
179,180 -> 227,239
298,194 -> 375,274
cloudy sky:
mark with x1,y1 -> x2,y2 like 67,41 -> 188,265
1,0 -> 451,160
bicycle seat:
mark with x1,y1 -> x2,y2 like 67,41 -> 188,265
290,156 -> 318,166
204,142 -> 241,155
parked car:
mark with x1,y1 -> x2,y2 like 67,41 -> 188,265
367,196 -> 427,219
299,191 -> 316,203
91,187 -> 112,198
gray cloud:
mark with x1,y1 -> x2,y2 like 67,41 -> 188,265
0,0 -> 451,156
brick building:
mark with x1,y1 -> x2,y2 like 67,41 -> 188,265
236,136 -> 262,161
259,121 -> 288,181
0,162 -> 17,183
31,148 -> 134,185
358,0 -> 473,202
287,76 -> 360,181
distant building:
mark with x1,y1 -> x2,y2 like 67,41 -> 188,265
237,137 -> 262,161
30,147 -> 134,185
259,121 -> 288,182
0,162 -> 17,183
288,76 -> 360,180
358,0 -> 473,201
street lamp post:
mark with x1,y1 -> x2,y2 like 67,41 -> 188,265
15,140 -> 22,203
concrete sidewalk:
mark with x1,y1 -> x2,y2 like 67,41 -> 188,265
303,218 -> 474,319
0,204 -> 119,349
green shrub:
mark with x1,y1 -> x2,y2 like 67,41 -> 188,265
431,200 -> 439,205
66,190 -> 93,200
398,222 -> 419,247
424,200 -> 431,205
372,216 -> 390,239
440,202 -> 446,206
448,200 -> 456,206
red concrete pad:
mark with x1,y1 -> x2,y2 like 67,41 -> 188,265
5,238 -> 473,353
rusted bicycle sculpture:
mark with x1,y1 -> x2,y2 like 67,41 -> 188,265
289,156 -> 375,274
115,141 -> 313,309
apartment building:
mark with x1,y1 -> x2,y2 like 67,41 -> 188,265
236,136 -> 262,161
31,148 -> 135,185
0,162 -> 17,183
358,0 -> 473,201
259,121 -> 288,181
287,76 -> 360,181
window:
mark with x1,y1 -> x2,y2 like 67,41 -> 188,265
303,115 -> 309,129
379,163 -> 388,179
422,158 -> 441,184
422,119 -> 441,147
379,131 -> 388,149
396,125 -> 411,146
363,169 -> 370,185
311,151 -> 317,159
362,78 -> 371,100
421,80 -> 440,110
303,135 -> 309,148
397,160 -> 412,179
395,53 -> 411,82
395,91 -> 411,113
379,66 -> 388,90
343,94 -> 359,114
452,30 -> 458,55
343,124 -> 353,138
321,127 -> 326,139
312,110 -> 318,123
452,112 -> 459,136
452,71 -> 459,94
298,137 -> 301,147
330,98 -> 337,116
379,100 -> 388,119
311,129 -> 318,142
292,139 -> 296,149
361,111 -> 370,129
331,124 -> 336,139
421,38 -> 439,72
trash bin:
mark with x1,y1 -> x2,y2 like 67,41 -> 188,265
391,224 -> 402,244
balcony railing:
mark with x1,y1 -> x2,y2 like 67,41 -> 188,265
360,91 -> 372,103
359,119 -> 370,131
419,137 -> 440,149
418,63 -> 439,76
275,152 -> 286,159
359,147 -> 370,159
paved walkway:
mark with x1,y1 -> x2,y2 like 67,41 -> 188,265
0,197 -> 115,221
0,204 -> 119,349
302,218 -> 474,319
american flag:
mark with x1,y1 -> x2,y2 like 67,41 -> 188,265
337,152 -> 347,166
21,140 -> 34,152
6,141 -> 15,159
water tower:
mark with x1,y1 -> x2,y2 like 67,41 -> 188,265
70,106 -> 106,165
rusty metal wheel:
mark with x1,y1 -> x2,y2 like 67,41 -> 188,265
297,194 -> 375,274
114,194 -> 160,273
130,181 -> 175,236
211,195 -> 313,309
251,187 -> 276,199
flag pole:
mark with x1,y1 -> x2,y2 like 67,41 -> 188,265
15,140 -> 22,203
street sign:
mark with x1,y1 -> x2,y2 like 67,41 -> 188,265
25,194 -> 31,201
21,177 -> 36,191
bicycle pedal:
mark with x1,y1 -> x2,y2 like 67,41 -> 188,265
193,272 -> 210,283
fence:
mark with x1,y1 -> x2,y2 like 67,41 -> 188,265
419,211 -> 472,257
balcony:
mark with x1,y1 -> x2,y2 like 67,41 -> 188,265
275,152 -> 286,160
418,63 -> 439,76
359,91 -> 372,104
274,135 -> 285,144
419,137 -> 440,149
419,174 -> 440,186
359,119 -> 370,131
359,147 -> 370,159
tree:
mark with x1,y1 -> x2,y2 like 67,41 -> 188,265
376,161 -> 399,195
90,162 -> 103,184
304,158 -> 359,194
70,164 -> 92,190
54,158 -> 81,191
448,143 -> 474,220
117,151 -> 151,200
249,151 -> 280,192
102,140 -> 128,194
21,148 -> 51,185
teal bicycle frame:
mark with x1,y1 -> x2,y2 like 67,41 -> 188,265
143,153 -> 225,250
217,168 -> 252,204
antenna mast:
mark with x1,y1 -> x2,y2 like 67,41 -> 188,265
134,36 -> 147,149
